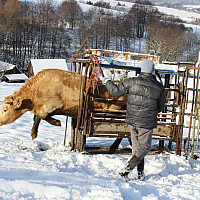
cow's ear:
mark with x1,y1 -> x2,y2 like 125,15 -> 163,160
13,96 -> 23,109
4,95 -> 13,105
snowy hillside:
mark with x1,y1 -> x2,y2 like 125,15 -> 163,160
0,82 -> 200,199
24,0 -> 200,23
150,0 -> 200,6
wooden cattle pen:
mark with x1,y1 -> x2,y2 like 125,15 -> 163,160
68,38 -> 200,157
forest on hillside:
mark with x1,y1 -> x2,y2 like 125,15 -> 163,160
0,0 -> 200,70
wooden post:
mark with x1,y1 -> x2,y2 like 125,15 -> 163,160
75,61 -> 90,151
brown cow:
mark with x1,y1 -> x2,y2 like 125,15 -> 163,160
0,69 -> 127,139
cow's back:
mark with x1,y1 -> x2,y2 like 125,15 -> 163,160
27,69 -> 81,117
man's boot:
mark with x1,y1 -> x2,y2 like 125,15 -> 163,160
137,158 -> 145,181
119,155 -> 141,179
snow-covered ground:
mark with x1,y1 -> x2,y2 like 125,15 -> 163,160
0,82 -> 200,200
155,5 -> 200,23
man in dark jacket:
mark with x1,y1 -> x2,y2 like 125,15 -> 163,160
102,59 -> 166,181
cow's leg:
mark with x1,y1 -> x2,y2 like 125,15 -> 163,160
44,116 -> 61,126
31,115 -> 41,140
109,138 -> 122,153
71,118 -> 77,150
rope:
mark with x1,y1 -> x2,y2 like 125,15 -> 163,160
85,55 -> 104,92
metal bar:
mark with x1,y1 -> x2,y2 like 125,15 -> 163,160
184,125 -> 200,128
77,63 -> 91,151
157,117 -> 174,120
186,65 -> 196,156
179,69 -> 189,154
94,98 -> 126,103
93,131 -> 130,135
90,135 -> 130,138
92,113 -> 126,119
70,59 -> 90,63
73,62 -> 76,72
75,62 -> 84,151
78,62 -> 82,74
158,113 -> 177,116
191,64 -> 200,157
175,65 -> 185,155
70,62 -> 73,71
164,104 -> 179,108
186,67 -> 200,70
93,109 -> 126,113
73,52 -> 90,58
93,119 -> 126,123
165,88 -> 180,92
89,134 -> 172,140
196,108 -> 200,149
183,137 -> 199,141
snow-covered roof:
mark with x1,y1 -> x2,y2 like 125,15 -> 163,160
30,59 -> 69,75
2,74 -> 28,81
155,63 -> 178,74
0,61 -> 16,72
100,57 -> 178,74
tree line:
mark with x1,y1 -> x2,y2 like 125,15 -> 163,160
0,0 -> 199,70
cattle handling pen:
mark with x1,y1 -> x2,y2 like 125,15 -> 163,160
68,38 -> 200,158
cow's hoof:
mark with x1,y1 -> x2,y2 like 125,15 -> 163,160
32,134 -> 37,140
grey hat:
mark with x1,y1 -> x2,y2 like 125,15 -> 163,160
140,59 -> 155,73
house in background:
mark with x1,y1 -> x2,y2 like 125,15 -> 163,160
0,74 -> 28,83
0,61 -> 21,76
0,60 -> 28,83
27,59 -> 69,77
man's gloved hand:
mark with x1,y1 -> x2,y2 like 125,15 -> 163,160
101,77 -> 111,84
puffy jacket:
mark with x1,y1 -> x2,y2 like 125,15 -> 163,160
106,72 -> 166,129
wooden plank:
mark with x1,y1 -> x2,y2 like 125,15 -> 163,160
92,123 -> 172,137
158,117 -> 175,120
153,126 -> 172,137
157,122 -> 176,125
93,122 -> 129,133
94,98 -> 127,103
165,104 -> 179,107
93,131 -> 130,135
70,58 -> 90,63
93,109 -> 126,113
90,134 -> 130,138
92,113 -> 126,119
93,119 -> 126,123
158,113 -> 176,116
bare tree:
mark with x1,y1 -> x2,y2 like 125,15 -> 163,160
60,0 -> 83,29
147,21 -> 185,61
0,0 -> 71,69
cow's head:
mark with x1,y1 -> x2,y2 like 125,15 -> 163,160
0,95 -> 25,126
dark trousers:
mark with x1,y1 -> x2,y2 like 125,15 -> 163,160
137,158 -> 144,172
